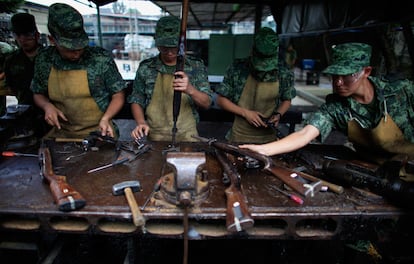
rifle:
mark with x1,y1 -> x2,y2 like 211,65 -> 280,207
215,149 -> 254,232
39,143 -> 86,211
322,157 -> 414,207
172,0 -> 189,146
192,135 -> 319,197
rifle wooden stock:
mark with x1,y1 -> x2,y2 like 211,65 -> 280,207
215,150 -> 254,232
290,167 -> 344,194
39,146 -> 86,211
172,0 -> 189,144
193,135 -> 311,197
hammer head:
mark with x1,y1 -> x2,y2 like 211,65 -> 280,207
112,180 -> 142,196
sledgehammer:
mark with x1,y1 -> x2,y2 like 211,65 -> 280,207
112,180 -> 145,226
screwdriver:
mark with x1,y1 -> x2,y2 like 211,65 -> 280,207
271,185 -> 304,205
87,157 -> 129,174
2,151 -> 38,158
141,178 -> 162,210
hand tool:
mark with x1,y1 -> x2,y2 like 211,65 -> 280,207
141,177 -> 162,210
87,157 -> 129,174
2,151 -> 38,157
270,185 -> 304,205
112,180 -> 145,226
65,152 -> 87,161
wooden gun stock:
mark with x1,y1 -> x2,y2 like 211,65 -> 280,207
39,146 -> 86,211
215,149 -> 254,232
192,135 -> 311,197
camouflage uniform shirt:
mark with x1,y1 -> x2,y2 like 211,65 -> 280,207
127,55 -> 212,122
31,46 -> 126,112
5,46 -> 44,105
215,58 -> 296,104
305,76 -> 414,143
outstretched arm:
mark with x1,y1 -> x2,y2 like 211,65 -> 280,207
239,124 -> 320,156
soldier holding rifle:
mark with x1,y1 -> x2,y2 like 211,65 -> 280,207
128,16 -> 213,142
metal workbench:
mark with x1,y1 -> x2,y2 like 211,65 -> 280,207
0,140 -> 412,242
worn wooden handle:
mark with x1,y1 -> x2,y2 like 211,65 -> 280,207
124,187 -> 146,227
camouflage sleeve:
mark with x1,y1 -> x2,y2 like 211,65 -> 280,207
278,67 -> 296,101
215,59 -> 248,102
31,48 -> 52,95
100,50 -> 126,94
127,59 -> 154,108
186,56 -> 213,100
304,102 -> 340,142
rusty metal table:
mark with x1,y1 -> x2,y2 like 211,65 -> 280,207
0,141 -> 412,241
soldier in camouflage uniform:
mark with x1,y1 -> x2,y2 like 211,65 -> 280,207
128,16 -> 212,142
4,13 -> 49,137
215,27 -> 296,143
241,42 -> 414,162
31,3 -> 126,139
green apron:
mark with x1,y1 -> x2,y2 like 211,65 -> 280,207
348,110 -> 414,180
229,74 -> 279,143
45,67 -> 112,139
146,73 -> 198,142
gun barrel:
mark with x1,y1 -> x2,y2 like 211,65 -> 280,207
193,135 -> 310,197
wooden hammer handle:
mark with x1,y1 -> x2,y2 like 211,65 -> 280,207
124,187 -> 146,226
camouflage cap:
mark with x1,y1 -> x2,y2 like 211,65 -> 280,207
47,3 -> 88,50
154,16 -> 180,47
323,42 -> 372,75
250,27 -> 279,72
11,13 -> 37,34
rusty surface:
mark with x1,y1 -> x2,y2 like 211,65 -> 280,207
0,141 -> 412,239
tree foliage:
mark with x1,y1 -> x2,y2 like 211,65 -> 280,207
112,1 -> 126,14
0,0 -> 25,13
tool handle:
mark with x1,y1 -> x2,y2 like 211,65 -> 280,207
2,151 -> 37,157
124,187 -> 146,227
288,193 -> 304,205
2,151 -> 17,157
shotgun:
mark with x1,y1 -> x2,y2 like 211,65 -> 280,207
192,135 -> 317,197
322,158 -> 414,207
172,0 -> 189,146
215,149 -> 254,232
39,143 -> 86,211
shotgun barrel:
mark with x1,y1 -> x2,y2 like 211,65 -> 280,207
172,0 -> 189,145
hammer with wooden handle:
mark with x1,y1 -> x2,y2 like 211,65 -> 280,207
112,180 -> 145,227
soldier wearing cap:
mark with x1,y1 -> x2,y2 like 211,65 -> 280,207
128,16 -> 212,142
3,12 -> 48,137
31,3 -> 126,139
241,42 -> 414,163
215,27 -> 296,143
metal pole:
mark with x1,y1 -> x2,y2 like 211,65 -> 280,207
96,4 -> 103,47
